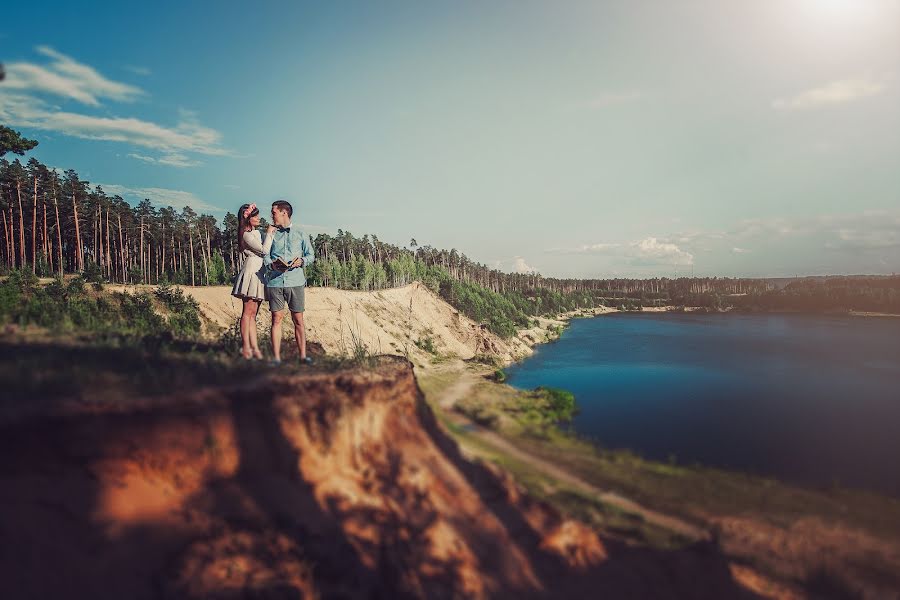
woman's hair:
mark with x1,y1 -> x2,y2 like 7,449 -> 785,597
237,203 -> 259,251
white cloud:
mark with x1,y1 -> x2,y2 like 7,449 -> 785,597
732,247 -> 750,254
100,183 -> 221,213
127,153 -> 157,164
546,237 -> 693,266
512,256 -> 536,274
631,237 -> 694,266
773,77 -> 886,111
4,46 -> 143,106
0,48 -> 230,164
546,242 -> 620,254
829,226 -> 900,251
0,93 -> 229,157
127,151 -> 202,168
223,184 -> 241,189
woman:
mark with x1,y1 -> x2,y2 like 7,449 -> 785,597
231,203 -> 276,359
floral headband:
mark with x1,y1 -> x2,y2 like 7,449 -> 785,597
242,203 -> 257,219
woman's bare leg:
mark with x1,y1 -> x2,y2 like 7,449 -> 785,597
249,300 -> 263,358
239,298 -> 254,358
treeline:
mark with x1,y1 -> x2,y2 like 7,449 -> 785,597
730,276 -> 900,313
1,152 -> 230,287
3,129 -> 898,340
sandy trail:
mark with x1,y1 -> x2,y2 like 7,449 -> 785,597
431,364 -> 710,543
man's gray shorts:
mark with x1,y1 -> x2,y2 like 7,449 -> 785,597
267,285 -> 305,313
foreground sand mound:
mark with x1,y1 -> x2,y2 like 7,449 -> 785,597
0,358 -> 756,599
110,282 -> 536,365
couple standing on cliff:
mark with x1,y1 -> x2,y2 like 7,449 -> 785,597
231,200 -> 315,366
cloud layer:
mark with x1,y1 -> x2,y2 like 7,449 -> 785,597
4,46 -> 143,106
773,77 -> 887,110
100,183 -> 220,213
0,47 -> 229,166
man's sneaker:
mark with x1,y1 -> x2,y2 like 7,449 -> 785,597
300,356 -> 313,366
268,359 -> 282,367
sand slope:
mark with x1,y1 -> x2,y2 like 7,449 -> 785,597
112,283 -> 540,365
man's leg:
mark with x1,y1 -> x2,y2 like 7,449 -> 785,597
271,309 -> 285,361
291,310 -> 306,360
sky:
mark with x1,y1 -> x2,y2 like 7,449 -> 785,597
1,0 -> 898,278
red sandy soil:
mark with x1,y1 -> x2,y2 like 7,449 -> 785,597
1,358 -> 770,599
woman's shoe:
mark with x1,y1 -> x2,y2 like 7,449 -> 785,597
252,348 -> 264,360
240,348 -> 253,360
268,359 -> 282,367
300,356 -> 313,366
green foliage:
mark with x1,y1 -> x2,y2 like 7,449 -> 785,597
82,261 -> 104,284
534,387 -> 576,423
438,276 -> 528,338
117,292 -> 165,335
455,383 -> 578,433
127,265 -> 143,284
209,251 -> 228,285
154,282 -> 202,336
414,329 -> 438,355
0,125 -> 39,156
0,274 -> 204,340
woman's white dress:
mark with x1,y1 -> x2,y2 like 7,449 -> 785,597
231,230 -> 272,300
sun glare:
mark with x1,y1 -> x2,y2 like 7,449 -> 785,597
802,0 -> 879,23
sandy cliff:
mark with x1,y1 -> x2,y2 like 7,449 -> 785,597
107,282 -> 540,365
0,358 -> 758,599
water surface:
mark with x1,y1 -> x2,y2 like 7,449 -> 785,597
504,313 -> 900,496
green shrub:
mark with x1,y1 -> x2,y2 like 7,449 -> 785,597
154,283 -> 202,336
414,332 -> 437,355
535,386 -> 577,423
82,261 -> 104,284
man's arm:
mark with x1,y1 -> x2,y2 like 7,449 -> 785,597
301,232 -> 314,267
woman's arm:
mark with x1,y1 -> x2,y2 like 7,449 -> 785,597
243,231 -> 267,257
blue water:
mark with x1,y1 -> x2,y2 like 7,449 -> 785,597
504,313 -> 900,496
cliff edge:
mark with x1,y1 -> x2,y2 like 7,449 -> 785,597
0,357 -> 756,599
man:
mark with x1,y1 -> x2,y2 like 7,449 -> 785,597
264,200 -> 315,365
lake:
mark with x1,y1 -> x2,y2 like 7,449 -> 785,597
504,313 -> 900,497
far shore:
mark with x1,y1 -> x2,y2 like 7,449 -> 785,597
850,310 -> 900,318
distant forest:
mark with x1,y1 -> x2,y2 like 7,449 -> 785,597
2,126 -> 898,337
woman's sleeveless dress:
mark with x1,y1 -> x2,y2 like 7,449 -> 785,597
231,230 -> 272,300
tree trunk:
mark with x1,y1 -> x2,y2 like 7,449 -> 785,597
54,197 -> 63,278
42,198 -> 48,266
117,213 -> 125,283
8,207 -> 14,270
161,225 -> 166,282
199,228 -> 208,285
203,227 -> 210,285
16,180 -> 25,269
139,215 -> 144,283
105,208 -> 111,280
1,209 -> 10,270
189,225 -> 196,286
72,187 -> 83,271
32,176 -> 38,273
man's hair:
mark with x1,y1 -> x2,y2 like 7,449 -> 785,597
272,200 -> 293,217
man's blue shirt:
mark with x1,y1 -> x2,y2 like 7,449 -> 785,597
263,222 -> 315,287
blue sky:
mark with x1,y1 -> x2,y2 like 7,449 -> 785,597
2,0 -> 898,278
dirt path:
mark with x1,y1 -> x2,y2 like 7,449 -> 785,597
431,366 -> 710,543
